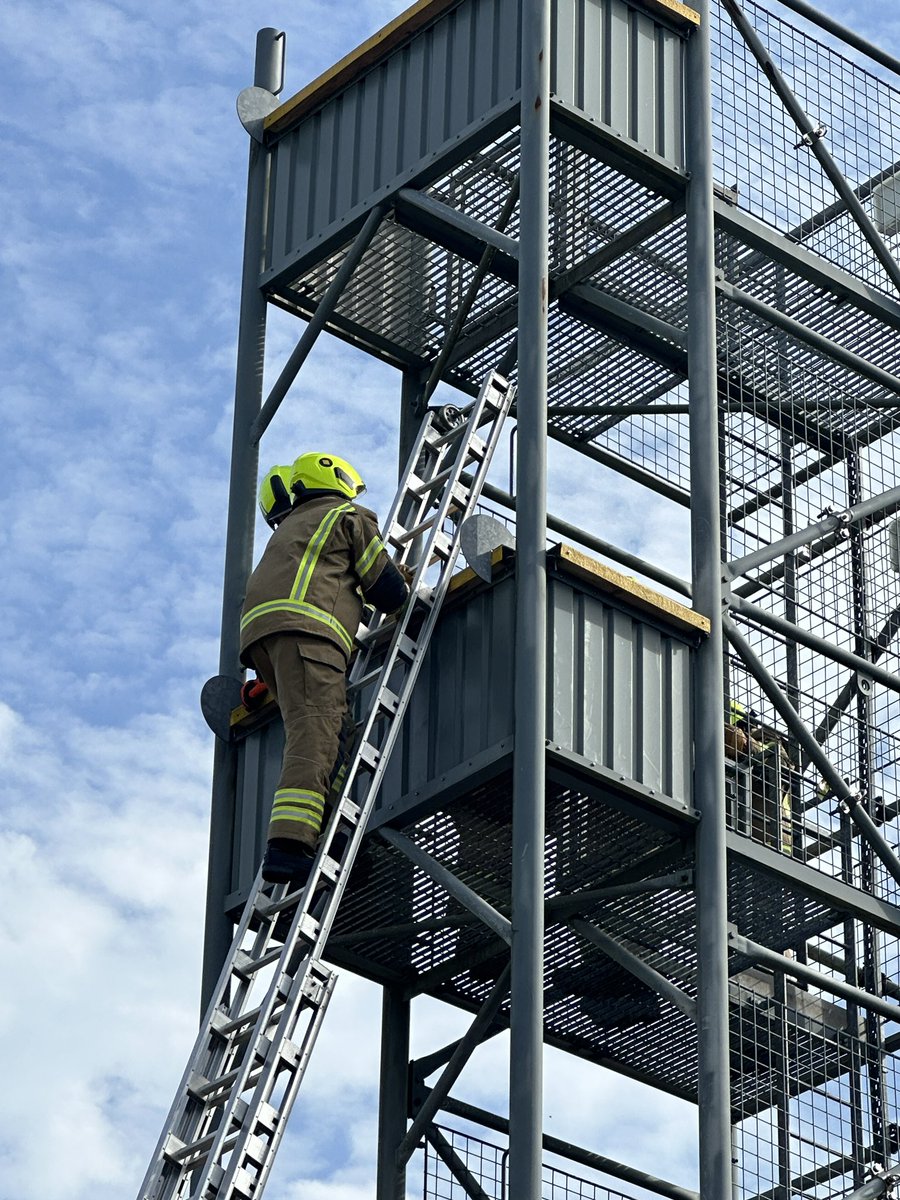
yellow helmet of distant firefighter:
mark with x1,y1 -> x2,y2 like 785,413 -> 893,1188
289,452 -> 366,500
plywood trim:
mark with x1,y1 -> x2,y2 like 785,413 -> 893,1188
265,0 -> 464,137
555,544 -> 709,636
265,0 -> 700,139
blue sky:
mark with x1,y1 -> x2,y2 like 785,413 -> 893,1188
2,1 -> 900,1198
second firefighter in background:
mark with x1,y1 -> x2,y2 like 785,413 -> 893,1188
240,452 -> 410,884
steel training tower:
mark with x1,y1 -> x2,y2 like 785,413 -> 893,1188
199,1 -> 900,1197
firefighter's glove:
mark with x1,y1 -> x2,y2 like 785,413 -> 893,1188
240,677 -> 269,711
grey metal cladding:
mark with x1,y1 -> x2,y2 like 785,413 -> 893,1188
263,0 -> 686,284
547,577 -> 692,803
264,0 -> 522,282
229,566 -> 694,898
551,0 -> 686,164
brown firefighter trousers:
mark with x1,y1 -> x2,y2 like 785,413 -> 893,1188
247,633 -> 348,848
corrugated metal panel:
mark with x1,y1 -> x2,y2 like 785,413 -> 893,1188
264,0 -> 521,282
552,0 -> 686,163
548,581 -> 692,802
230,565 -> 695,896
263,0 -> 686,284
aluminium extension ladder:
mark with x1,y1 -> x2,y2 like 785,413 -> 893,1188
138,368 -> 515,1200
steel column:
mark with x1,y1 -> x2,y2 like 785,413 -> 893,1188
201,29 -> 282,1011
510,0 -> 550,1195
684,2 -> 734,1195
376,986 -> 411,1200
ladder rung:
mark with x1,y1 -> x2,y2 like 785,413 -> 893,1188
392,513 -> 440,545
233,944 -> 284,977
410,464 -> 455,495
347,665 -> 383,692
376,687 -> 400,717
358,741 -> 381,771
424,422 -> 466,450
338,796 -> 361,823
463,431 -> 487,460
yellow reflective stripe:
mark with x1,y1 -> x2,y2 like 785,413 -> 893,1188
240,599 -> 353,652
290,503 -> 352,603
269,810 -> 321,830
273,787 -> 326,806
356,535 -> 384,579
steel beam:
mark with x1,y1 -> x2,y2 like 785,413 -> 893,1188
425,1126 -> 493,1200
396,966 -> 511,1168
713,201 -> 900,334
422,174 -> 520,404
568,918 -> 698,1021
729,595 -> 900,695
378,828 -> 512,945
439,1096 -> 701,1200
250,203 -> 388,443
729,932 -> 900,1023
717,280 -> 900,399
758,0 -> 900,81
727,484 -> 900,579
727,831 -> 900,937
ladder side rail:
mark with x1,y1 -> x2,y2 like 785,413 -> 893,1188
138,369 -> 512,1200
202,372 -> 515,1194
304,373 -> 517,954
210,373 -> 515,1192
201,963 -> 337,1200
137,868 -> 289,1199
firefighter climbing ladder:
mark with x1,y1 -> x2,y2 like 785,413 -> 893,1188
138,368 -> 515,1200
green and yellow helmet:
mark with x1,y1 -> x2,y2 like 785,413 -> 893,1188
289,452 -> 366,500
258,465 -> 294,528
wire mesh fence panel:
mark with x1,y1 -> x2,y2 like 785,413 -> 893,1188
422,1126 -> 652,1200
731,978 -> 900,1199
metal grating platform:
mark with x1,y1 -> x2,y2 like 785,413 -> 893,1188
328,770 -> 845,1116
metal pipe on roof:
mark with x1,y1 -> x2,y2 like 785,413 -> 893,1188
685,1 -> 735,1194
475,478 -> 693,598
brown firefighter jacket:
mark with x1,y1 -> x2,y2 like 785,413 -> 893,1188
239,493 -> 407,668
